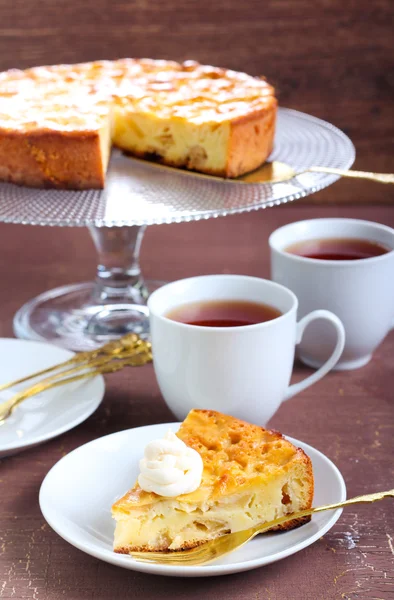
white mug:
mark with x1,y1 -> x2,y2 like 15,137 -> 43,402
148,275 -> 345,425
270,218 -> 394,370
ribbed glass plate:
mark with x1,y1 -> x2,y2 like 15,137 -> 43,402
0,108 -> 355,227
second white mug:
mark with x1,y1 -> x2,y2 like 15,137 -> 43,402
270,218 -> 394,370
148,275 -> 345,425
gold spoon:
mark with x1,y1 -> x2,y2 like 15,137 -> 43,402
238,161 -> 394,184
131,488 -> 394,566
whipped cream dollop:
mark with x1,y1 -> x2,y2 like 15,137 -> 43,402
137,430 -> 203,497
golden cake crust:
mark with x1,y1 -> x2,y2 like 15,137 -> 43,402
113,409 -> 313,510
0,59 -> 277,188
112,409 -> 314,551
0,130 -> 106,188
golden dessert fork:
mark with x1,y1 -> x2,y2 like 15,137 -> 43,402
0,333 -> 143,393
131,489 -> 394,566
0,335 -> 152,424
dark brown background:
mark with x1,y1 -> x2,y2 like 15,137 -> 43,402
0,0 -> 393,204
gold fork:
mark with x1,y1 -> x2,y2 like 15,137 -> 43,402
131,489 -> 394,566
0,338 -> 152,423
0,333 -> 143,393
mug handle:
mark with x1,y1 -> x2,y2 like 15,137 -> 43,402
284,310 -> 345,401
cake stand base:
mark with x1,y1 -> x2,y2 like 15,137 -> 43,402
13,280 -> 165,351
14,225 -> 166,350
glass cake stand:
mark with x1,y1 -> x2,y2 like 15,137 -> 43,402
0,108 -> 355,350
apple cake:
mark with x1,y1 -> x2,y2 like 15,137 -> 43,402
0,59 -> 277,189
112,409 -> 314,553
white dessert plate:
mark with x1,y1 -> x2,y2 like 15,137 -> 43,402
39,422 -> 346,577
0,338 -> 105,458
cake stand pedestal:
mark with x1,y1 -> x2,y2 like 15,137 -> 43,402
0,108 -> 355,350
13,225 -> 159,350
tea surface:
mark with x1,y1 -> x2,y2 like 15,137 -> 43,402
285,237 -> 390,261
166,299 -> 282,327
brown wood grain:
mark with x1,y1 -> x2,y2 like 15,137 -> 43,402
0,0 -> 393,203
0,204 -> 393,598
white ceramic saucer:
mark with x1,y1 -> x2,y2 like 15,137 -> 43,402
0,338 -> 105,458
39,422 -> 346,578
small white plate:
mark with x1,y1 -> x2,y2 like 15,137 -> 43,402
39,422 -> 346,577
0,338 -> 105,458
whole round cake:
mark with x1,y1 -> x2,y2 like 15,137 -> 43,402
0,59 -> 277,189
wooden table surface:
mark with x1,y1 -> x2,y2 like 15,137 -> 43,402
0,200 -> 393,599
